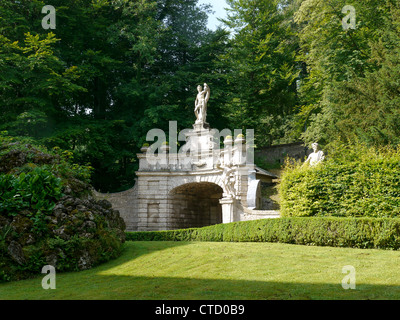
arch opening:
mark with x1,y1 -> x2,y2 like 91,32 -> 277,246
169,182 -> 223,229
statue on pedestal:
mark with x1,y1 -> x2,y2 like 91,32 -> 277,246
194,83 -> 210,125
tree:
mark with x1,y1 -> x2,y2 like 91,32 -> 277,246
0,0 -> 85,133
295,0 -> 400,147
0,0 -> 227,192
220,0 -> 301,146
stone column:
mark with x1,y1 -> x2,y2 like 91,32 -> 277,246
220,197 -> 239,223
223,136 -> 233,165
233,134 -> 246,165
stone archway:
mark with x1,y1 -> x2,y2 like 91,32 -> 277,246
94,115 -> 280,232
168,182 -> 223,229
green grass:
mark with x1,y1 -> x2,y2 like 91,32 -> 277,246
1,241 -> 400,300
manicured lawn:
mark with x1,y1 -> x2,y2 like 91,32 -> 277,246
1,241 -> 400,300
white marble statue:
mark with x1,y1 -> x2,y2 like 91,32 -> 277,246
216,157 -> 236,197
304,142 -> 325,166
194,83 -> 210,124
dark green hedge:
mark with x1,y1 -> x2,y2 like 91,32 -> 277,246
126,217 -> 400,250
278,144 -> 400,218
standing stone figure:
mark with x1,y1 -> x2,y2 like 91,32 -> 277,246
216,157 -> 236,198
304,142 -> 325,166
194,83 -> 210,124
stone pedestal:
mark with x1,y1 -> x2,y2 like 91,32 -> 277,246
220,197 -> 238,224
193,121 -> 210,131
186,126 -> 215,153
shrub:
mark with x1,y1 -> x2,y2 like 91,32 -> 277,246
0,168 -> 62,217
126,217 -> 400,250
278,143 -> 400,218
0,135 -> 125,282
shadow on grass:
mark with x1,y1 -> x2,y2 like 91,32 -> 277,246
2,241 -> 400,300
5,274 -> 400,300
78,275 -> 400,300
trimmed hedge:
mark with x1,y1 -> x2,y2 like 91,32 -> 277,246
279,144 -> 400,218
126,217 -> 400,250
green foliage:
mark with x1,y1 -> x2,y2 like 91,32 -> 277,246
2,0 -> 399,194
279,143 -> 400,217
0,168 -> 62,217
296,0 -> 400,147
0,26 -> 85,128
0,132 -> 93,190
43,234 -> 124,272
221,0 -> 301,146
0,136 -> 125,282
7,110 -> 48,138
126,217 -> 400,250
0,0 -> 232,193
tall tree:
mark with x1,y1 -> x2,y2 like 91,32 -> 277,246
0,0 -> 85,135
220,0 -> 301,146
0,0 -> 228,192
295,0 -> 400,147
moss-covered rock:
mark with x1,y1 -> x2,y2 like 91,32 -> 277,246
0,136 -> 126,282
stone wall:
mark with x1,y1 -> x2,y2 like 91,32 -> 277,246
93,183 -> 138,231
94,135 -> 281,231
134,173 -> 227,231
94,168 -> 280,232
255,142 -> 307,165
136,174 -> 169,231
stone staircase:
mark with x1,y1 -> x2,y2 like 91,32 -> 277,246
239,204 -> 280,221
